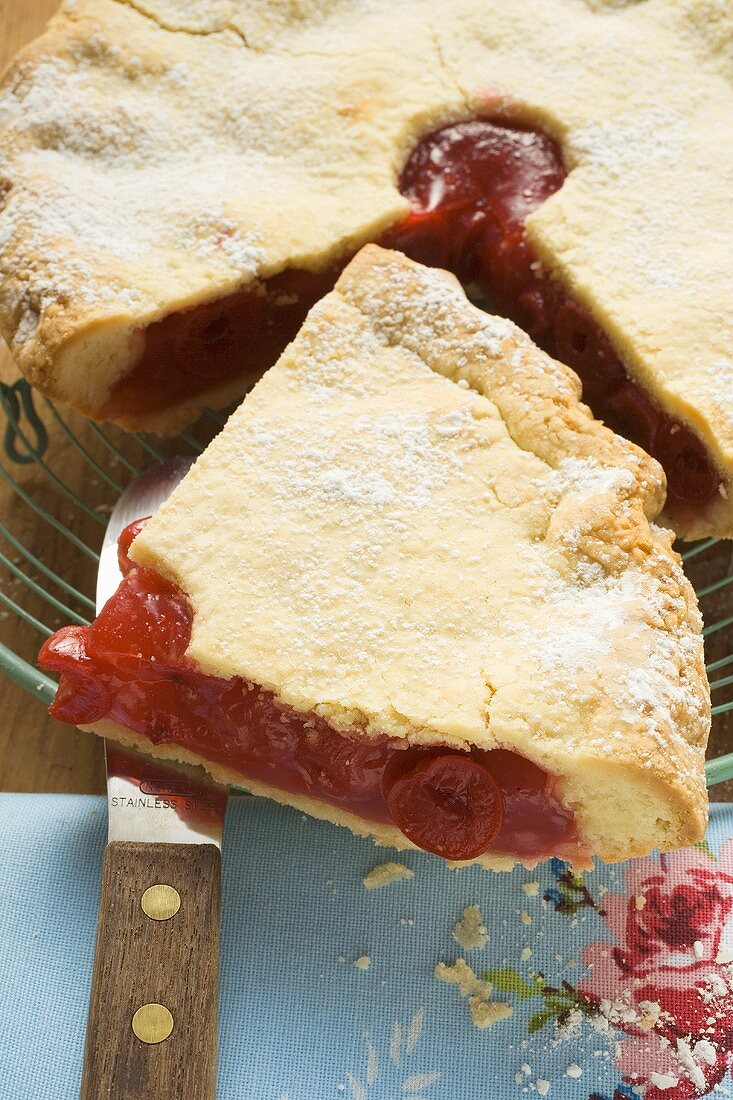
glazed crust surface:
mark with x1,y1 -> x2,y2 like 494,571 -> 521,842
124,247 -> 710,865
1,0 -> 733,535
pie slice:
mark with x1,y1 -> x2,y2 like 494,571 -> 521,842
39,246 -> 710,869
1,0 -> 732,538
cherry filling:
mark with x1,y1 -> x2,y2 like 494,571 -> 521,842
382,120 -> 720,507
100,267 -> 339,419
38,521 -> 585,864
103,119 -> 720,508
381,118 -> 565,330
385,752 -> 504,861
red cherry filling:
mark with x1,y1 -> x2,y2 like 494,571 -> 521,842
385,753 -> 504,860
38,522 -> 586,864
384,120 -> 720,507
118,515 -> 150,576
103,118 -> 720,510
382,118 -> 564,333
604,382 -> 660,456
551,298 -> 626,406
100,267 -> 339,420
39,624 -> 113,725
655,421 -> 723,504
88,568 -> 192,670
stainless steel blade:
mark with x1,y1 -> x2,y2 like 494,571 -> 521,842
98,456 -> 227,846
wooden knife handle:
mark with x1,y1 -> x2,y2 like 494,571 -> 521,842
80,841 -> 221,1100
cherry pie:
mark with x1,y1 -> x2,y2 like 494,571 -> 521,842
0,0 -> 732,537
39,247 -> 710,868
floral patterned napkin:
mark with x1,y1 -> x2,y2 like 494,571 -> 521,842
570,841 -> 733,1099
1,794 -> 731,1099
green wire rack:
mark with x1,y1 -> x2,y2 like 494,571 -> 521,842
0,377 -> 732,788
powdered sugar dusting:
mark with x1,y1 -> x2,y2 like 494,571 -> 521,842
0,20 -> 270,348
542,456 -> 636,501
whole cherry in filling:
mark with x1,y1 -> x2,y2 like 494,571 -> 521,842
385,752 -> 504,860
38,520 -> 585,864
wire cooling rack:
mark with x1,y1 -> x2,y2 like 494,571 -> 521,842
0,377 -> 732,789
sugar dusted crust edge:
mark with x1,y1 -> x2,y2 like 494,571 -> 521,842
332,250 -> 710,859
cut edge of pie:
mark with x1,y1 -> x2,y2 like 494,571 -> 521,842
80,713 -> 704,874
39,246 -> 711,868
81,717 -> 525,872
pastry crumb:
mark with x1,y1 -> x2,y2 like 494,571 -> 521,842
520,946 -> 532,961
522,882 -> 540,897
435,958 -> 492,999
434,958 -> 511,1029
566,1064 -> 582,1078
520,910 -> 532,925
536,1078 -> 550,1096
452,905 -> 489,950
469,999 -> 513,1029
354,955 -> 371,970
635,894 -> 647,910
362,862 -> 414,889
638,1001 -> 661,1032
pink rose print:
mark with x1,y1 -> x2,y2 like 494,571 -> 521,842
613,1030 -> 729,1099
580,841 -> 733,1097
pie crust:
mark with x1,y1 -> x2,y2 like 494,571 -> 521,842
1,0 -> 732,537
40,247 -> 711,866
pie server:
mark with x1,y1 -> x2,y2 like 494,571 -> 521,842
80,458 -> 228,1099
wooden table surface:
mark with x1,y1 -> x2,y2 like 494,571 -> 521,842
0,0 -> 731,800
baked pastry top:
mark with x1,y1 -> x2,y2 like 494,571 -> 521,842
39,247 -> 711,868
1,0 -> 732,537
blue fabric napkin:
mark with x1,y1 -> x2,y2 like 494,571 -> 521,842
2,794 -> 733,1100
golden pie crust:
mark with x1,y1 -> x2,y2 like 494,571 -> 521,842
97,245 -> 712,867
1,0 -> 732,536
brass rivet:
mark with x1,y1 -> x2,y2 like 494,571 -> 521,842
132,1003 -> 174,1045
141,884 -> 181,921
